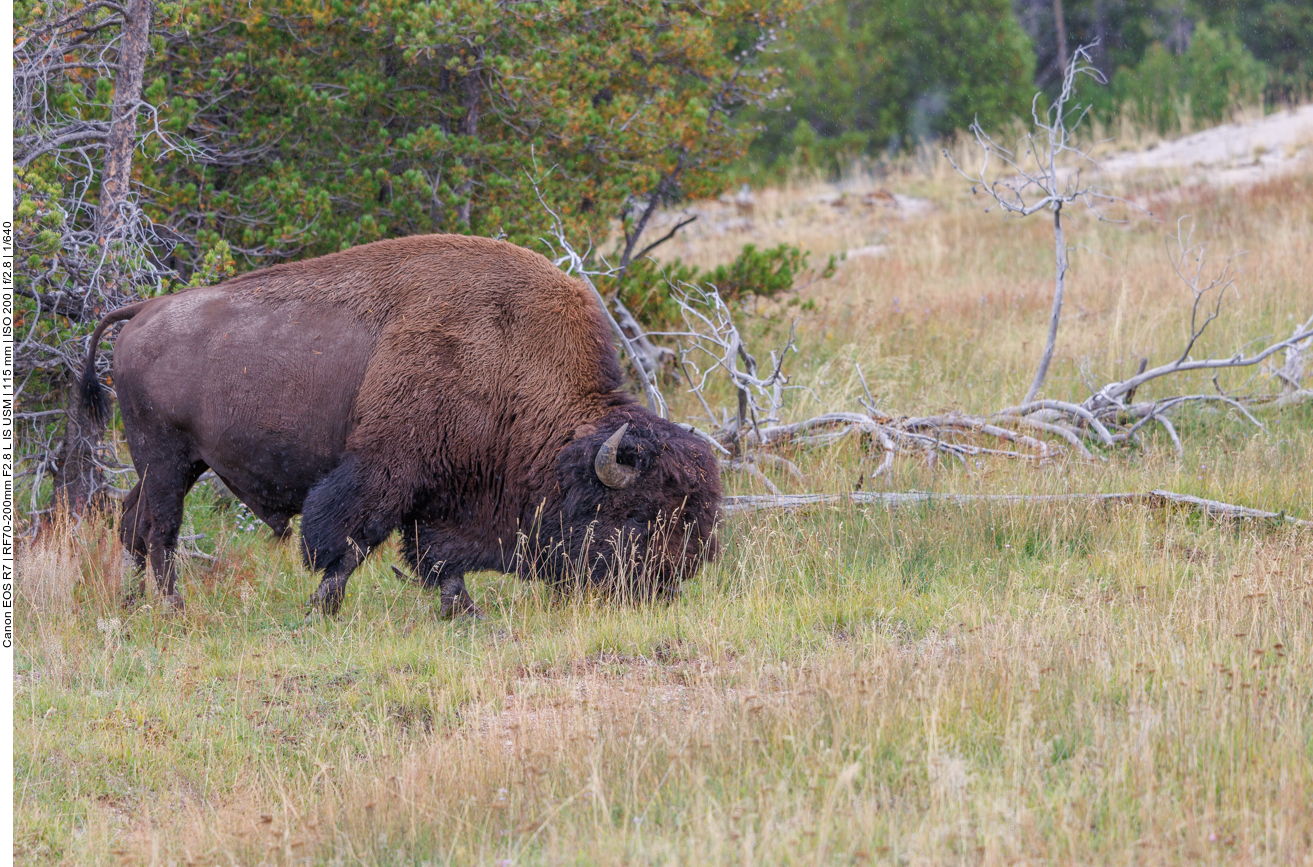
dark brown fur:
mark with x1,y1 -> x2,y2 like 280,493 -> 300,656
81,235 -> 721,615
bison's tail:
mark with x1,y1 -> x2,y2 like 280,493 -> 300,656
79,300 -> 151,427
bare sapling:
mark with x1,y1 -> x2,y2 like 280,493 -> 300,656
945,42 -> 1115,405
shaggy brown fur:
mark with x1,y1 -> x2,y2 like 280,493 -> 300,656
81,235 -> 721,615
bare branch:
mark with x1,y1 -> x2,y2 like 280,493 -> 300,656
526,162 -> 667,418
1092,329 -> 1313,408
630,215 -> 698,263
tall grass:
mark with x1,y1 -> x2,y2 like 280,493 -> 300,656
14,155 -> 1313,865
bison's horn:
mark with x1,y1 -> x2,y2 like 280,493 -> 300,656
595,422 -> 638,489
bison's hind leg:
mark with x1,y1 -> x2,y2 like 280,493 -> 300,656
143,460 -> 207,611
119,455 -> 207,611
119,482 -> 149,608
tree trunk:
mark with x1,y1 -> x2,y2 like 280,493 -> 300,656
1051,0 -> 1068,77
455,68 -> 481,229
56,0 -> 152,514
1023,202 -> 1066,404
1091,0 -> 1110,78
96,0 -> 152,237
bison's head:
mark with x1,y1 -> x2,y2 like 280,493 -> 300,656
528,411 -> 722,597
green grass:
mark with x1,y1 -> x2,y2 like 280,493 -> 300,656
14,164 -> 1313,865
17,452 -> 1313,864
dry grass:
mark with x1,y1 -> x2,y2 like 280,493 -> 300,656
659,162 -> 1311,436
13,144 -> 1313,865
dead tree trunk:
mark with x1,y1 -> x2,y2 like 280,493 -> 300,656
96,0 -> 152,237
1024,202 -> 1067,403
54,0 -> 152,514
946,46 -> 1108,406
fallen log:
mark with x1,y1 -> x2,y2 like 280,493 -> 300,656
723,489 -> 1312,528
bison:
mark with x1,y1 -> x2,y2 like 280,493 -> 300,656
79,235 -> 721,616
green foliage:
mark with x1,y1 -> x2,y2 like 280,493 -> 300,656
1192,0 -> 1313,103
607,243 -> 832,329
776,123 -> 872,181
185,240 -> 237,291
129,0 -> 802,277
748,0 -> 1036,172
701,243 -> 832,304
1016,0 -> 1305,113
1091,24 -> 1267,133
12,171 -> 71,291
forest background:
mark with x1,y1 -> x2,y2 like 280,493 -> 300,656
10,0 -> 1311,512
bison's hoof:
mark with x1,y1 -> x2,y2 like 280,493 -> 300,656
440,592 -> 483,620
308,598 -> 343,618
308,583 -> 346,616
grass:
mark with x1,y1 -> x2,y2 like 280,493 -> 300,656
14,146 -> 1313,865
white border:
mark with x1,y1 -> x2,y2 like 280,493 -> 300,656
3,0 -> 18,859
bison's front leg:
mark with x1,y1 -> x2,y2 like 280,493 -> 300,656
303,539 -> 371,616
399,523 -> 485,619
300,455 -> 399,616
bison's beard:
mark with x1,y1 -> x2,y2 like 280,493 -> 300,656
513,511 -> 713,601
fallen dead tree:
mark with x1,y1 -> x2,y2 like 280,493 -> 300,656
724,489 -> 1313,529
532,157 -> 1308,524
939,42 -> 1313,457
661,261 -> 1309,475
540,210 -> 1310,505
723,233 -> 1313,468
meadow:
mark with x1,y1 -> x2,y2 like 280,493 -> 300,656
14,142 -> 1313,864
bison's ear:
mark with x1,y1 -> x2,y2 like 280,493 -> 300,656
595,423 -> 638,489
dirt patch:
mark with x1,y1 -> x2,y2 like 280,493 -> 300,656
1100,103 -> 1313,187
